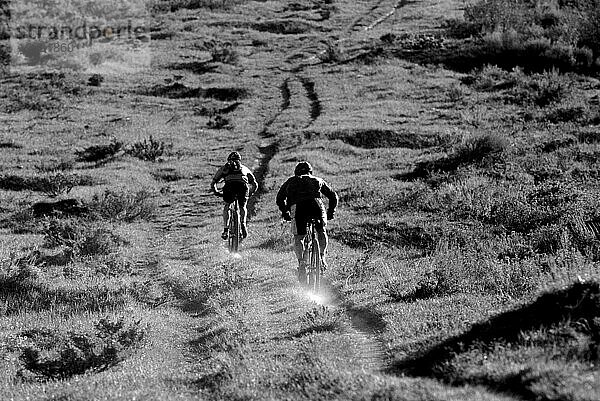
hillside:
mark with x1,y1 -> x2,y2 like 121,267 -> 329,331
1,0 -> 599,400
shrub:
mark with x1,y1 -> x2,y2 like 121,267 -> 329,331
43,218 -> 121,257
208,42 -> 239,64
319,40 -> 344,63
447,84 -> 465,102
126,136 -> 170,162
88,189 -> 156,222
18,318 -> 146,380
444,18 -> 481,39
43,218 -> 81,248
38,173 -> 78,197
545,104 -> 587,123
207,115 -> 231,129
18,40 -> 48,65
75,139 -> 123,162
88,73 -> 104,86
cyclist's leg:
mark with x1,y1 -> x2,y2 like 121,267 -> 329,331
316,206 -> 328,268
316,228 -> 328,269
221,183 -> 235,238
293,235 -> 304,261
292,204 -> 309,262
291,204 -> 308,282
237,183 -> 249,238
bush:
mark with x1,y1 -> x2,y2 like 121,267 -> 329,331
18,318 -> 145,380
18,40 -> 48,65
88,189 -> 156,222
460,0 -> 600,72
466,66 -> 571,107
207,115 -> 231,129
545,104 -> 587,123
43,218 -> 121,257
126,136 -> 170,162
319,40 -> 344,63
208,42 -> 239,64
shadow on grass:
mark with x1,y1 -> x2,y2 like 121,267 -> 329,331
388,41 -> 600,75
331,221 -> 436,252
388,282 -> 600,395
169,61 -> 219,75
0,276 -> 128,315
395,133 -> 506,180
146,83 -> 249,101
327,129 -> 442,149
290,323 -> 339,339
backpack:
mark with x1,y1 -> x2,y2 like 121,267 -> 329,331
226,160 -> 242,175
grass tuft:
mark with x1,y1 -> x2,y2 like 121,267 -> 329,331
18,317 -> 145,380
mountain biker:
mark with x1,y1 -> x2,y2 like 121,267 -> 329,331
211,151 -> 258,240
276,161 -> 338,284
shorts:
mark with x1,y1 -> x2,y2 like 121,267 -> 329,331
223,181 -> 249,206
291,199 -> 326,236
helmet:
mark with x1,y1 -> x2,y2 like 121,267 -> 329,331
294,161 -> 313,176
227,151 -> 241,162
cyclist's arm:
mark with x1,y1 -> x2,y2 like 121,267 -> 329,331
320,181 -> 338,211
247,172 -> 258,195
210,167 -> 225,193
276,179 -> 290,213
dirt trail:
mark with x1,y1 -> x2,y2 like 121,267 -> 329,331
140,1 -> 511,399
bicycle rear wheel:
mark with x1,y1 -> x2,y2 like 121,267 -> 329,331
228,201 -> 240,253
307,231 -> 321,293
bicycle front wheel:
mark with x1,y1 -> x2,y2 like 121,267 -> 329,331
229,202 -> 240,253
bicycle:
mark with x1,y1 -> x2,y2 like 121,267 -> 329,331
227,198 -> 242,253
302,218 -> 322,293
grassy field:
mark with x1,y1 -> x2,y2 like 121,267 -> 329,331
1,0 -> 599,399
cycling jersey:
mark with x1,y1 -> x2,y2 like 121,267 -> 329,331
276,174 -> 338,213
212,162 -> 256,185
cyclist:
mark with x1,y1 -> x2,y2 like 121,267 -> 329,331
276,161 -> 338,284
211,151 -> 258,240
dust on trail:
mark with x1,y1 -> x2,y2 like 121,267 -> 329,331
308,283 -> 390,373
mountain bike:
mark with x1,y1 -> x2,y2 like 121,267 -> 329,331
228,198 -> 241,253
302,218 -> 322,293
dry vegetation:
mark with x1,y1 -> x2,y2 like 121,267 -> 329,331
0,0 -> 599,399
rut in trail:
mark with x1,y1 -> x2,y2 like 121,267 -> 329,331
297,76 -> 322,128
345,0 -> 387,33
317,284 -> 390,373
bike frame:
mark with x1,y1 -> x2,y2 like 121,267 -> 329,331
228,198 -> 241,253
303,218 -> 322,293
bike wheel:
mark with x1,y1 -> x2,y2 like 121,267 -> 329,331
229,202 -> 240,253
308,236 -> 321,293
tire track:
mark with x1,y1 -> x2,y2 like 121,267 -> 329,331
345,0 -> 387,33
365,0 -> 409,31
317,281 -> 390,373
297,75 -> 322,128
247,77 -> 290,217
